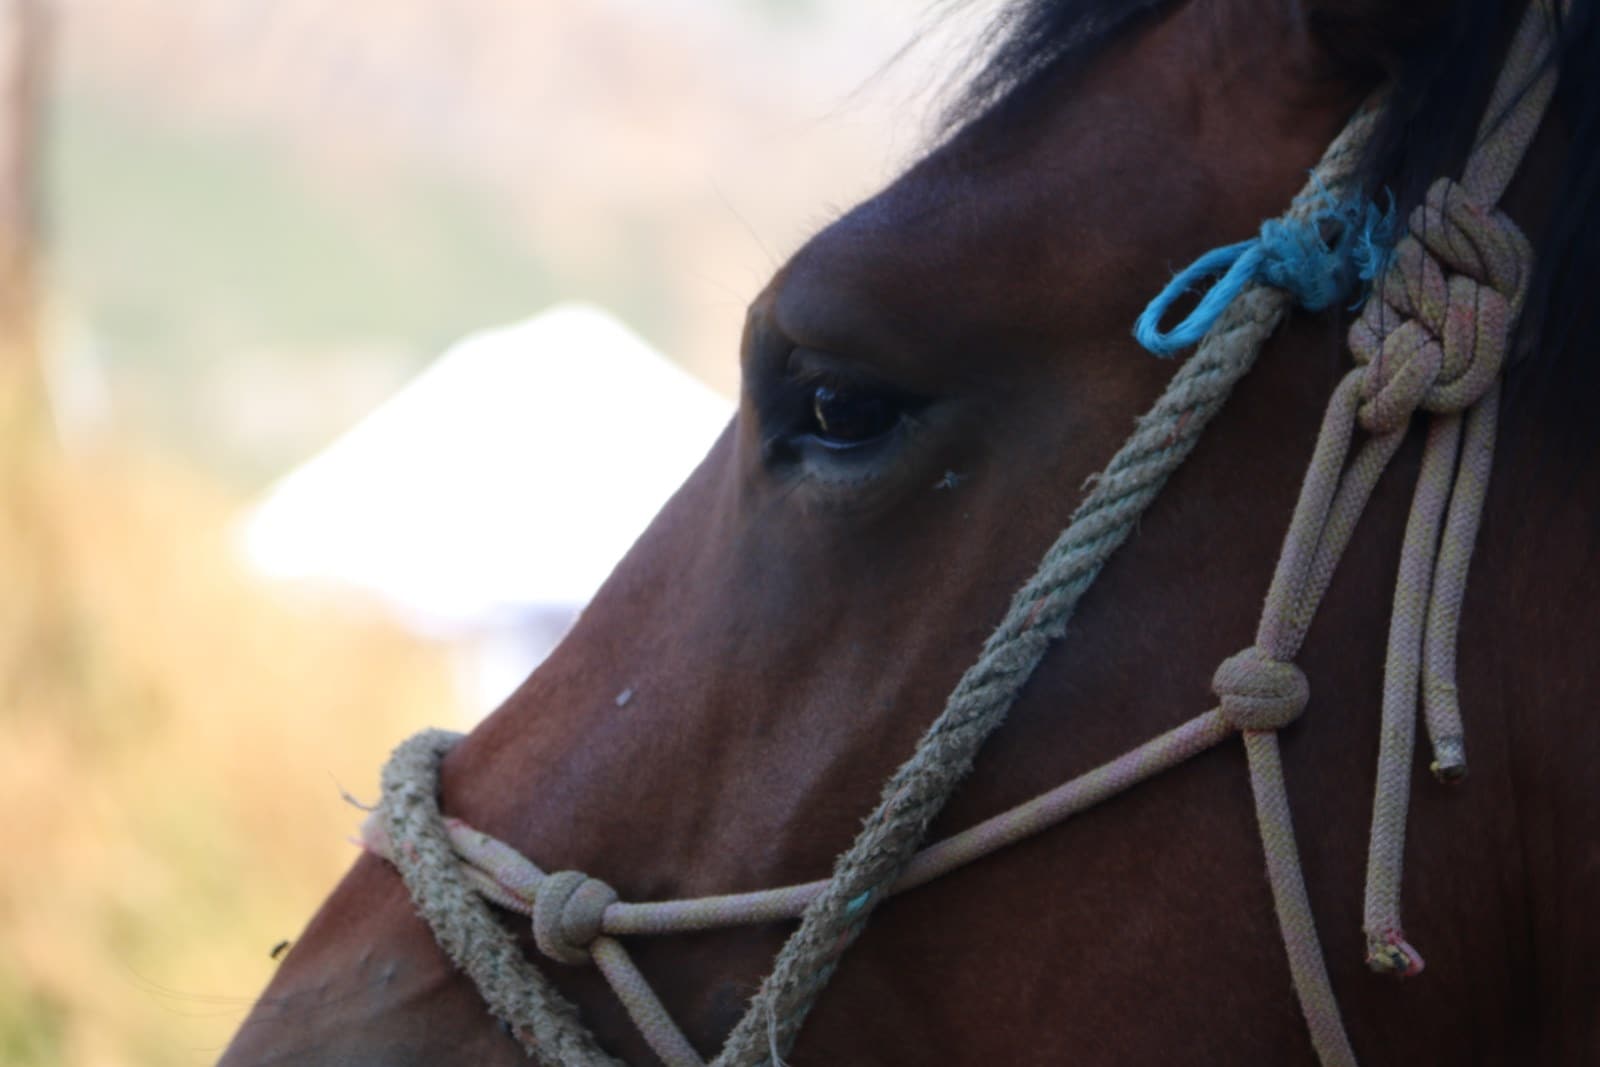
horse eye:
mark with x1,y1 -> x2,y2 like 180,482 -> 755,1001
809,384 -> 900,449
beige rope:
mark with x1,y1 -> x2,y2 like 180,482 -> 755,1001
363,4 -> 1560,1063
1353,12 -> 1550,967
364,712 -> 1237,1064
1213,4 -> 1554,1043
711,96 -> 1382,1067
365,101 -> 1380,1063
376,731 -> 627,1065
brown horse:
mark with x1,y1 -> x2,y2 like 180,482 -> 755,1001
221,0 -> 1600,1063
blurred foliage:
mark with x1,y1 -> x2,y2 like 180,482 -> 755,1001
45,95 -> 562,486
0,369 -> 459,1065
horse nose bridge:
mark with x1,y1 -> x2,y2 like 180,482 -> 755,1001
219,854 -> 530,1067
219,948 -> 525,1067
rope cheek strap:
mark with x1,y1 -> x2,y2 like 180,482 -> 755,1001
364,714 -> 1243,1065
362,5 -> 1559,1064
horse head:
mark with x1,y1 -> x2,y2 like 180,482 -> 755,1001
221,0 -> 1599,1063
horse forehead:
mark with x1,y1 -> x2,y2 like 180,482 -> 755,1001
764,44 -> 1275,360
765,147 -> 1178,373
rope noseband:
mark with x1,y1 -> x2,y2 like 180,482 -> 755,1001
363,6 -> 1560,1064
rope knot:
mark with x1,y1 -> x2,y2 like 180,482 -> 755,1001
532,870 -> 618,965
1212,647 -> 1309,732
1350,177 -> 1531,434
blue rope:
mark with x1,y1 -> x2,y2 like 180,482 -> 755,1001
1135,186 -> 1395,358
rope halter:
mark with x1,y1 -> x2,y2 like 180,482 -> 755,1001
359,4 -> 1561,1064
1352,178 -> 1532,436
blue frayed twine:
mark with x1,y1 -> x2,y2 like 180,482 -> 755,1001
1134,185 -> 1396,358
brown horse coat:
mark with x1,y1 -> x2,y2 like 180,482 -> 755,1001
221,1 -> 1599,1063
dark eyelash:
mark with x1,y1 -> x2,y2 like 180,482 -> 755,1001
784,363 -> 869,394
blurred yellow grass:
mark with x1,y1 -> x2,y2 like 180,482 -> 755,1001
0,376 -> 460,1065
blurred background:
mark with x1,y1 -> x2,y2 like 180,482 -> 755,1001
0,0 -> 986,1062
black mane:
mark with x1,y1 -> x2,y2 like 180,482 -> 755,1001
944,0 -> 1600,459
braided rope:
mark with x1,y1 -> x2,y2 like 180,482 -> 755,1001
1353,0 -> 1555,972
364,4 -> 1559,1063
377,730 -> 628,1065
368,99 -> 1379,1066
716,106 -> 1381,1067
366,710 -> 1236,1064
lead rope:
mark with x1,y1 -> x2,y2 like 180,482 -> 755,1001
365,7 -> 1558,1064
364,112 -> 1374,1061
364,100 -> 1375,1063
1355,1 -> 1557,974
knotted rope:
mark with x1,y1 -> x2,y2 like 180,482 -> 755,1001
363,102 -> 1379,1064
362,5 -> 1559,1064
365,715 -> 1238,1067
1347,0 -> 1555,975
1141,6 -> 1553,1053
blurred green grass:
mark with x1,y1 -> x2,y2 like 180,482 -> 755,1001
46,94 -> 561,484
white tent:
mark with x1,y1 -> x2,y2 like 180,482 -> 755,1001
239,303 -> 733,711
